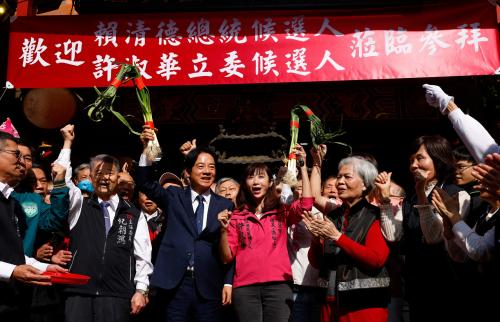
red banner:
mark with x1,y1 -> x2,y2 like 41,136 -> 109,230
6,2 -> 500,88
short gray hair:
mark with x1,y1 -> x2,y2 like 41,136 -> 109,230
215,177 -> 239,194
338,156 -> 378,195
73,163 -> 90,178
90,154 -> 120,173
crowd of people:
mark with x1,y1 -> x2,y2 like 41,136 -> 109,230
0,84 -> 499,322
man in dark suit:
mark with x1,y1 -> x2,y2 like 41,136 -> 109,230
0,131 -> 66,321
137,129 -> 233,322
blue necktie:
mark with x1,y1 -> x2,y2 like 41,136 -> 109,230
100,201 -> 111,236
195,195 -> 205,234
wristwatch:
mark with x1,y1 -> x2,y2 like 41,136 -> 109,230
136,289 -> 149,297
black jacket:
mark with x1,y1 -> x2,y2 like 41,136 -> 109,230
66,195 -> 140,298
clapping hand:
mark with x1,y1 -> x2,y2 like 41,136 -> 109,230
472,153 -> 500,199
431,187 -> 461,225
413,169 -> 432,190
302,210 -> 342,241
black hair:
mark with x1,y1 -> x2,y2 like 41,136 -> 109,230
453,145 -> 475,164
31,162 -> 50,181
0,131 -> 16,148
236,163 -> 279,213
15,169 -> 36,193
16,139 -> 35,156
184,147 -> 218,173
410,135 -> 455,183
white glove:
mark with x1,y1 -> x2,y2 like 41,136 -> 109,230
422,84 -> 454,115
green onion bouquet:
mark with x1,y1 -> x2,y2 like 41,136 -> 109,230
86,63 -> 162,161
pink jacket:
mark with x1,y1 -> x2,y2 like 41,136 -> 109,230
227,197 -> 314,288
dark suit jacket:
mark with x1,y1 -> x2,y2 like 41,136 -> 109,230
136,166 -> 233,300
0,194 -> 29,316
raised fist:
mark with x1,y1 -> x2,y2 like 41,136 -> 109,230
422,84 -> 454,115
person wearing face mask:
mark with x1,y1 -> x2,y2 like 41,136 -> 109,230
73,163 -> 93,198
218,144 -> 313,322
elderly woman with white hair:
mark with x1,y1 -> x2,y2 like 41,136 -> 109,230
304,156 -> 390,322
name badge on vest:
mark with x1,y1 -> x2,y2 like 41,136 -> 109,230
116,213 -> 134,247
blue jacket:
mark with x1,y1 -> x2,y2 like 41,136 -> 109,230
12,187 -> 69,256
136,166 -> 233,300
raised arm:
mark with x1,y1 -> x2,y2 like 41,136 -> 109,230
37,163 -> 70,232
54,124 -> 83,230
423,84 -> 499,162
310,145 -> 339,214
287,144 -> 314,225
375,171 -> 403,242
137,127 -> 169,210
296,144 -> 311,199
179,139 -> 197,157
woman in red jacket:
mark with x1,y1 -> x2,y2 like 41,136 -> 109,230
304,156 -> 390,322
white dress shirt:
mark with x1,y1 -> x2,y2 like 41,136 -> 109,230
139,154 -> 232,288
139,153 -> 211,230
143,210 -> 160,222
56,149 -> 153,292
190,188 -> 211,231
0,181 -> 49,281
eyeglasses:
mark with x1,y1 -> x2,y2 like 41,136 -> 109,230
0,149 -> 33,163
456,164 -> 473,172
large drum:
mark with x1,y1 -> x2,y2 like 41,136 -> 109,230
23,88 -> 77,129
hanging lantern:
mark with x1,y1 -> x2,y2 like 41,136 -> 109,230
23,88 -> 77,129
